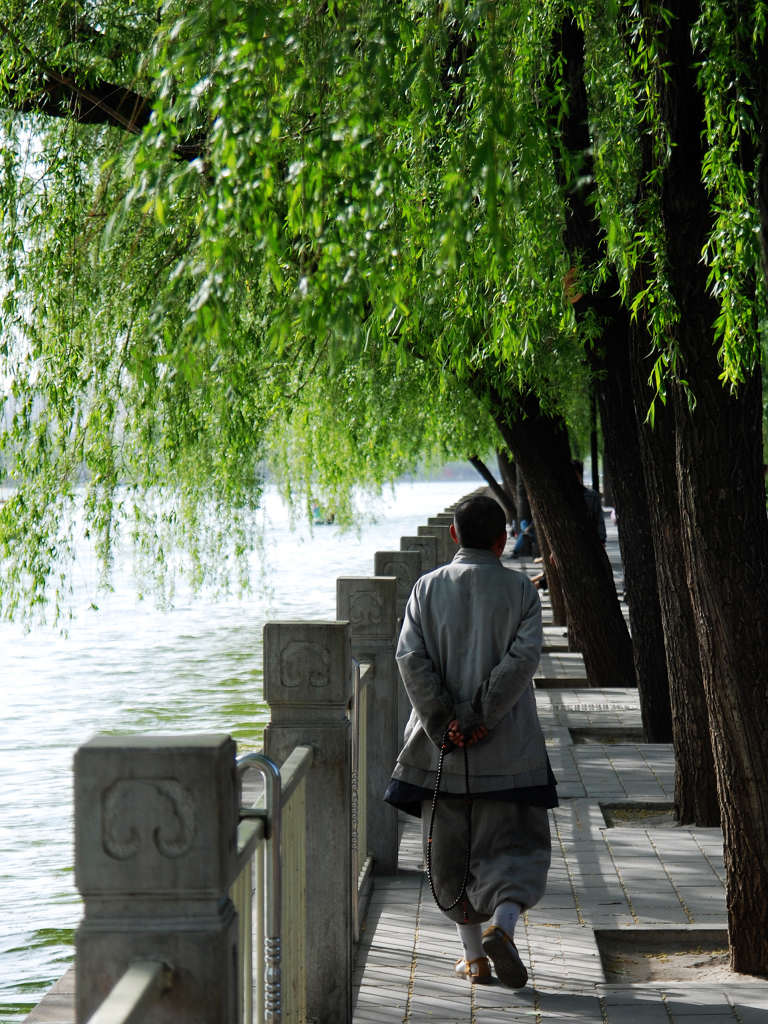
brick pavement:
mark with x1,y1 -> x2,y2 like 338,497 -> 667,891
353,710 -> 768,1021
354,522 -> 768,1021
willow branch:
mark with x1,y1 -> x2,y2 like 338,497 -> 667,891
0,26 -> 205,160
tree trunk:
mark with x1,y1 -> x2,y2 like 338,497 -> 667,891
468,456 -> 516,523
515,469 -> 531,526
602,445 -> 615,508
589,384 -> 600,494
643,0 -> 768,970
610,0 -> 719,825
592,310 -> 672,741
673,367 -> 768,969
490,389 -> 635,688
629,337 -> 719,823
537,518 -> 568,627
554,16 -> 669,731
496,450 -> 518,518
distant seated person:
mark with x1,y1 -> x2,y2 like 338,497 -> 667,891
572,459 -> 606,545
511,519 -> 539,559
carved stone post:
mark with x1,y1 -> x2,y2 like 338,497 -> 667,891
337,576 -> 399,874
428,514 -> 455,526
418,523 -> 457,567
74,734 -> 239,1024
373,550 -> 422,621
400,534 -> 438,575
263,621 -> 352,1024
373,551 -> 422,740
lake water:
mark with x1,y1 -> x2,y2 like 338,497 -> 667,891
0,478 -> 471,1021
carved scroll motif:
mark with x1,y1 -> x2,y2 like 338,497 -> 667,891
102,779 -> 196,860
279,640 -> 330,688
348,590 -> 384,630
378,559 -> 414,605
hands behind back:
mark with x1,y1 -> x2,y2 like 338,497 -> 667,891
446,718 -> 488,749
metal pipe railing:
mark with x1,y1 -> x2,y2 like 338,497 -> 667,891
238,753 -> 282,1024
237,745 -> 315,1024
350,656 -> 362,945
232,814 -> 266,1024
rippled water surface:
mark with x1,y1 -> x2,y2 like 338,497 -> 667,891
0,479 -> 469,1020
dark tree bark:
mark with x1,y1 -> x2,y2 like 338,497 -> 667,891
594,312 -> 672,741
0,23 -> 205,159
533,523 -> 568,628
629,337 -> 719,823
589,385 -> 600,494
555,18 -> 670,734
640,0 -> 768,971
468,456 -> 516,523
613,2 -> 719,824
487,387 -> 635,688
498,447 -> 567,625
496,450 -> 518,516
602,445 -> 615,508
515,470 -> 531,526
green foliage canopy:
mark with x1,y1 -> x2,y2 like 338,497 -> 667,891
0,0 -> 765,615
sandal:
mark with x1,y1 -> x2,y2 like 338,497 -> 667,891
454,955 -> 492,984
481,926 -> 528,989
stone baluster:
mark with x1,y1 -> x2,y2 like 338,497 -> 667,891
74,734 -> 239,1024
263,621 -> 352,1024
373,550 -> 422,621
418,522 -> 457,567
373,550 -> 422,738
428,513 -> 455,526
337,576 -> 399,874
400,534 -> 438,575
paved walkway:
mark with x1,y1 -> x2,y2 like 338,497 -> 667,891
25,517 -> 768,1023
353,528 -> 768,1023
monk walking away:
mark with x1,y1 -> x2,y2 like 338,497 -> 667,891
385,494 -> 556,987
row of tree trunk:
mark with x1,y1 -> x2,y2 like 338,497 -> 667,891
469,8 -> 768,975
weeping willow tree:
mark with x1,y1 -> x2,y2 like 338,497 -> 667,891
1,0 -> 768,970
0,7 -> 496,616
602,1 -> 768,970
0,0 -> 636,695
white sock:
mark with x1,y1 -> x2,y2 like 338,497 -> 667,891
456,923 -> 484,962
492,901 -> 522,940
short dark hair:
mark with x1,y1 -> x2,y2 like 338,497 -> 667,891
453,495 -> 506,550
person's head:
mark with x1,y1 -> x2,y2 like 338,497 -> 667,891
572,458 -> 584,483
450,495 -> 507,554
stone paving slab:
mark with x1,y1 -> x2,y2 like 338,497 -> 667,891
535,653 -> 589,686
542,626 -> 570,652
353,685 -> 768,1023
536,687 -> 643,723
22,969 -> 75,1024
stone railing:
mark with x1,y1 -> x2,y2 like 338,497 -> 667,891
60,501 -> 462,1024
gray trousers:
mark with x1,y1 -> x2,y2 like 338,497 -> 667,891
421,796 -> 551,925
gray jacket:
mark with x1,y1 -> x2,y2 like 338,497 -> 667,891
393,547 -> 548,793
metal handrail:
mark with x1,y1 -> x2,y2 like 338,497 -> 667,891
236,745 -> 314,1024
350,659 -> 374,943
238,753 -> 282,1024
350,658 -> 362,943
84,960 -> 172,1024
